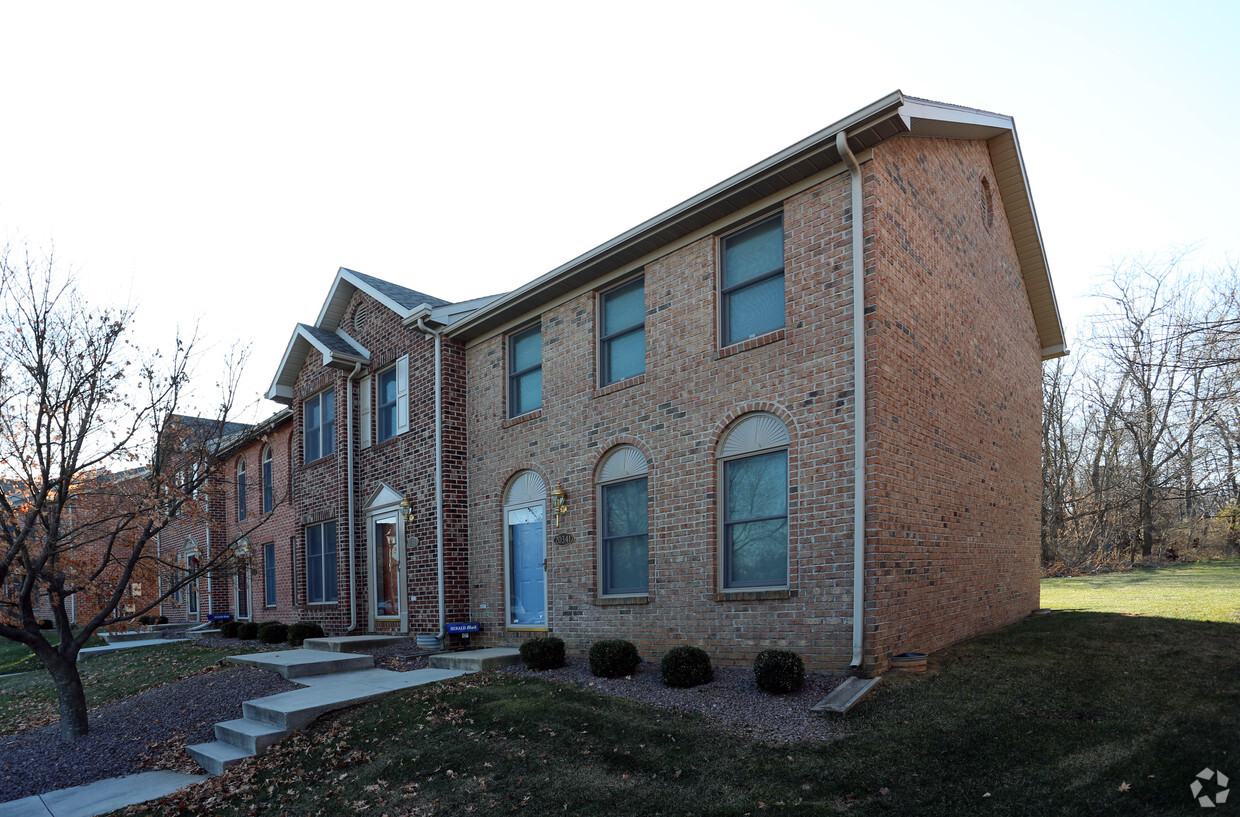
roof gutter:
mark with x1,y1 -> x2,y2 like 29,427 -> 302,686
837,130 -> 868,670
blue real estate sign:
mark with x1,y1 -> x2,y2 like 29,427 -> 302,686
445,622 -> 481,634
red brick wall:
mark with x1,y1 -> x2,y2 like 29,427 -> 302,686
863,136 -> 1042,667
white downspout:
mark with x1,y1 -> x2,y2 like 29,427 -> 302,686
415,317 -> 446,640
837,130 -> 868,669
346,361 -> 363,633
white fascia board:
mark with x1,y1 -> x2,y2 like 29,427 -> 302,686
265,330 -> 311,403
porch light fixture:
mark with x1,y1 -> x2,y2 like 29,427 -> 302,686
550,482 -> 569,528
234,539 -> 251,563
400,494 -> 414,525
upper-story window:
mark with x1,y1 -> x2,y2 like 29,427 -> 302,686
377,367 -> 398,442
236,458 -> 247,522
304,387 -> 335,462
261,445 -> 274,513
508,323 -> 542,418
720,214 -> 785,346
599,276 -> 645,386
371,355 -> 408,444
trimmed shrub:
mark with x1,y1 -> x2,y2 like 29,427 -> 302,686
39,619 -> 54,630
286,621 -> 325,647
138,615 -> 157,626
753,649 -> 805,694
660,645 -> 713,688
219,620 -> 241,638
157,615 -> 169,625
258,622 -> 288,644
519,636 -> 566,671
237,621 -> 260,640
588,639 -> 641,678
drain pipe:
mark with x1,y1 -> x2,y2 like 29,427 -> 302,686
415,317 -> 446,641
837,130 -> 868,669
346,361 -> 363,633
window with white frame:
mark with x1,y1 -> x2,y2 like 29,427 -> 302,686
237,458 -> 247,521
599,276 -> 645,386
597,446 -> 649,595
261,445 -> 273,513
720,214 -> 785,346
508,324 -> 542,417
303,388 -> 335,462
264,543 -> 277,607
306,521 -> 338,603
719,413 -> 790,589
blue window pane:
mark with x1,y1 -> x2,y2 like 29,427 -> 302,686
724,450 -> 788,588
512,369 -> 542,415
377,368 -> 398,442
726,273 -> 785,343
264,543 -> 276,607
602,279 -> 644,336
604,328 -> 645,384
726,450 -> 787,520
723,217 -> 783,288
305,399 -> 321,462
602,477 -> 648,595
321,390 -> 335,456
237,470 -> 247,521
262,455 -> 273,513
512,327 -> 541,372
726,518 -> 788,586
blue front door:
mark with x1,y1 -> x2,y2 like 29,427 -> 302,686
508,505 -> 546,626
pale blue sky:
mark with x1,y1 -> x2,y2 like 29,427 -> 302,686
3,0 -> 1236,420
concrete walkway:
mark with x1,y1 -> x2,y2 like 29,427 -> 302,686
0,771 -> 207,817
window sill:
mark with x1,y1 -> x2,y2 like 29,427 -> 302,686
592,595 -> 650,607
507,625 -> 549,632
307,600 -> 338,606
717,328 -> 785,359
593,374 -> 645,399
302,454 -> 336,467
502,409 -> 543,429
712,588 -> 796,602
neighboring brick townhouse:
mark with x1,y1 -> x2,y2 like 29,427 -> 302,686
197,91 -> 1062,673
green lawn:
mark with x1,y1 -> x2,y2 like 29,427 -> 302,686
0,630 -> 107,674
111,559 -> 1239,817
0,639 -> 272,736
1042,557 -> 1240,621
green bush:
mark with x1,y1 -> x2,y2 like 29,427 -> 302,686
219,620 -> 241,638
660,645 -> 713,688
287,621 -> 325,646
588,639 -> 641,678
138,615 -> 157,626
157,615 -> 169,625
258,622 -> 288,644
753,648 -> 805,693
519,636 -> 566,671
237,621 -> 260,640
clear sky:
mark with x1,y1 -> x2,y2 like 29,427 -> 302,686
4,0 -> 1236,422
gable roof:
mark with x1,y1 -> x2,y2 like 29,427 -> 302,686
265,323 -> 370,403
317,267 -> 449,333
447,90 -> 1066,359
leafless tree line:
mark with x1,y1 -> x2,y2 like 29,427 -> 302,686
1042,254 -> 1240,570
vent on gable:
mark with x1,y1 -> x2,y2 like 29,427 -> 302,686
980,177 -> 994,231
353,302 -> 368,333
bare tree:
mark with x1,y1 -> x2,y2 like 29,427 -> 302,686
0,245 -> 252,740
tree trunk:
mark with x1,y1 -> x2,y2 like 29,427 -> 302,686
37,647 -> 91,740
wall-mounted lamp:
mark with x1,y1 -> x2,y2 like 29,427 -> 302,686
400,494 -> 415,526
550,482 -> 569,528
234,539 -> 251,564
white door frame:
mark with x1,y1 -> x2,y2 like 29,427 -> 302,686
365,484 -> 408,633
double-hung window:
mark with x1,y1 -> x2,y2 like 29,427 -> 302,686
597,446 -> 650,596
263,543 -> 277,607
599,276 -> 645,386
236,459 -> 247,522
720,214 -> 785,346
719,413 -> 790,589
304,388 -> 335,462
508,324 -> 542,417
306,521 -> 338,604
261,446 -> 273,513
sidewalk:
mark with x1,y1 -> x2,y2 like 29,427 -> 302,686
0,772 -> 206,817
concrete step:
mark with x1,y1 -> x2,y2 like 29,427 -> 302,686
184,628 -> 220,640
225,648 -> 374,679
215,717 -> 290,755
811,676 -> 882,716
429,647 -> 521,672
186,740 -> 252,776
303,635 -> 413,653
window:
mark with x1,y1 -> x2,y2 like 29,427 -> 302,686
306,521 -> 338,603
264,543 -> 277,607
236,567 -> 249,619
599,276 -> 645,385
508,324 -> 542,417
261,446 -> 273,514
721,214 -> 785,346
304,388 -> 335,462
719,413 -> 790,589
597,446 -> 649,595
237,458 -> 247,521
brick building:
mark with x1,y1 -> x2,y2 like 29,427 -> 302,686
210,91 -> 1062,673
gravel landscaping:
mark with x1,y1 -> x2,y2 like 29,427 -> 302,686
1,638 -> 845,803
